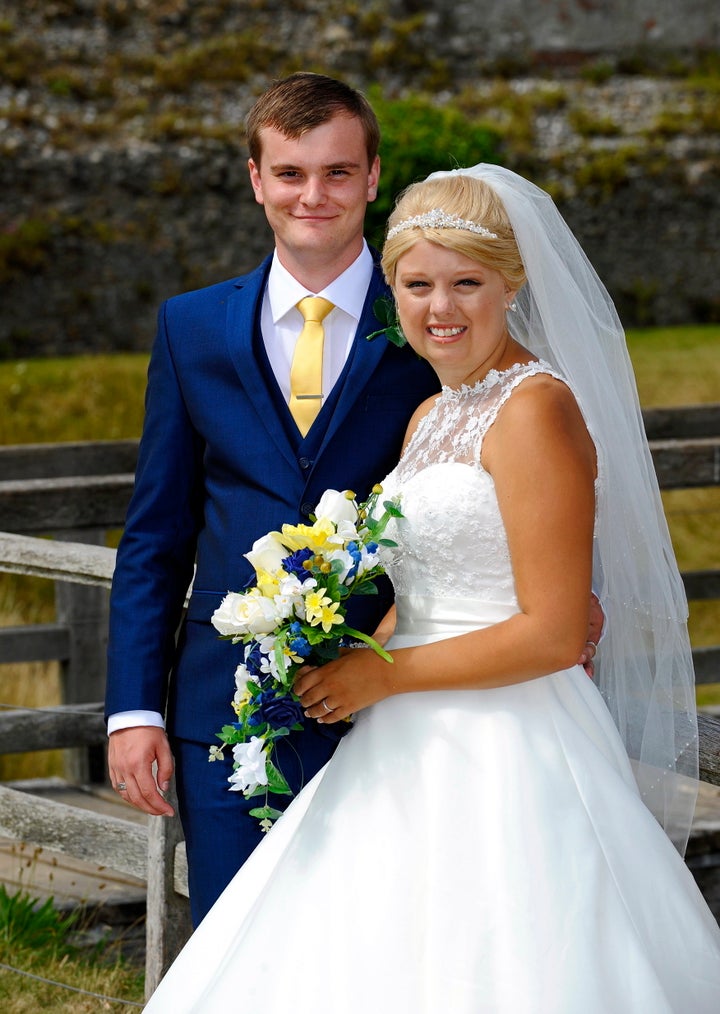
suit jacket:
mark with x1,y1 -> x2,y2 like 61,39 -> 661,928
105,254 -> 439,742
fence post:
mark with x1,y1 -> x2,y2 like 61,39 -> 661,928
144,780 -> 193,1000
54,530 -> 110,784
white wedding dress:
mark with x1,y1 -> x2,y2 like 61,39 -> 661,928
145,364 -> 720,1013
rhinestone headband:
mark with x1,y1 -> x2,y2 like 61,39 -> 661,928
386,208 -> 498,241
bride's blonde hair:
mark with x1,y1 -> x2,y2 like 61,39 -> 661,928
381,175 -> 526,291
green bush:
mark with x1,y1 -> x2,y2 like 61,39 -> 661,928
365,91 -> 502,248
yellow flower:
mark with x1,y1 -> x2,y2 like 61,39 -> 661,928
256,568 -> 282,598
305,587 -> 343,633
280,518 -> 336,553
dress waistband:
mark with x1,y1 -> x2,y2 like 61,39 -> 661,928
392,594 -> 517,644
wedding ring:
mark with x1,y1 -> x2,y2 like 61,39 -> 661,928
321,698 -> 334,714
116,782 -> 127,791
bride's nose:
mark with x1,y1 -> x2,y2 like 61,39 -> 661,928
429,286 -> 454,315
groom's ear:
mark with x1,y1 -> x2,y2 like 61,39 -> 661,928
248,159 -> 264,205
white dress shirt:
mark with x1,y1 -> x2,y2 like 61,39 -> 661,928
107,244 -> 375,735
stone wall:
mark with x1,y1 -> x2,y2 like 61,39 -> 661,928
1,0 -> 719,357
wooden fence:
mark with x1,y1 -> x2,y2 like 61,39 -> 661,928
1,404 -> 720,997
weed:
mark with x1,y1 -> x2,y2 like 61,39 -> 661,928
0,886 -> 78,951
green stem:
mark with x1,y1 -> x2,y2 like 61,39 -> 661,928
343,626 -> 394,663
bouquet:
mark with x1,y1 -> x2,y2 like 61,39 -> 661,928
208,486 -> 402,830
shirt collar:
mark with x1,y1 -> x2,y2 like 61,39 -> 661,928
266,242 -> 374,324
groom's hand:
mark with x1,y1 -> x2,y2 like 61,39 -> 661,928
578,592 -> 604,677
108,726 -> 176,817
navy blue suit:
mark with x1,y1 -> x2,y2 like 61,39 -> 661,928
106,253 -> 439,922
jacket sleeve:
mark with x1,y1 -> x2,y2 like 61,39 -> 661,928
105,301 -> 205,719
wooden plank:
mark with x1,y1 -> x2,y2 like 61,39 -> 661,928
0,475 -> 134,533
0,440 -> 139,480
643,404 -> 720,441
0,623 -> 70,664
648,437 -> 720,489
694,647 -> 720,686
698,713 -> 720,787
684,570 -> 720,601
145,784 -> 192,997
0,531 -> 116,584
0,704 -> 106,753
0,784 -> 148,878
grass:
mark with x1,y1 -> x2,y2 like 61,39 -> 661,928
1,354 -> 148,444
0,886 -> 144,1012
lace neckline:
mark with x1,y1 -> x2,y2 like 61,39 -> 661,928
439,360 -> 542,401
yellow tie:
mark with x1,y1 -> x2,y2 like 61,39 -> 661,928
289,296 -> 334,437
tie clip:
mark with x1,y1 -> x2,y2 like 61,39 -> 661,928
296,394 -> 323,400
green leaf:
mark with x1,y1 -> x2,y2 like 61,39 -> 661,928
366,297 -> 407,346
265,760 -> 293,795
249,805 -> 284,821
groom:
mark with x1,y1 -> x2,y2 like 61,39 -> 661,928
105,73 -> 439,925
106,72 -> 602,927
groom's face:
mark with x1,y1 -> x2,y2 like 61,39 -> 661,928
248,113 -> 380,278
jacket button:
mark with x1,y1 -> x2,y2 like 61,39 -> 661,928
298,456 -> 311,470
300,502 -> 314,516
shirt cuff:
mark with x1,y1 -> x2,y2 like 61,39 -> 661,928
107,710 -> 165,735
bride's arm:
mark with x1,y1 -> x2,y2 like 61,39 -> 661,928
295,376 -> 597,722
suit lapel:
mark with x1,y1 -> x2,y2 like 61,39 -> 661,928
224,257 -> 299,471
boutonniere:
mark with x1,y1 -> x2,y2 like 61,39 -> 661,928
366,297 -> 407,347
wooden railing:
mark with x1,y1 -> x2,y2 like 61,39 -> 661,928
0,406 -> 719,997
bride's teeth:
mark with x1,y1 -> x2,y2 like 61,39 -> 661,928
429,327 -> 463,337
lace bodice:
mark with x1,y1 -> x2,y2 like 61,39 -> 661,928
380,362 -> 567,604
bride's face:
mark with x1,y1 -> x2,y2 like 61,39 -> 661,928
394,239 -> 514,387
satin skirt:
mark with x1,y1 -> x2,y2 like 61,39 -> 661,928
145,597 -> 720,1013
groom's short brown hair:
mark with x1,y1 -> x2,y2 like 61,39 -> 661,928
245,72 -> 380,168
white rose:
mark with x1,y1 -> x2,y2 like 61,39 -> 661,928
313,489 -> 358,525
211,588 -> 280,637
228,737 -> 269,794
244,532 -> 288,575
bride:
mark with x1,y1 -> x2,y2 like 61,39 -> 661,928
144,165 -> 720,1012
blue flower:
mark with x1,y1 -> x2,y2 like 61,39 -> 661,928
244,642 -> 264,676
289,635 -> 312,658
282,547 -> 315,580
255,691 -> 304,731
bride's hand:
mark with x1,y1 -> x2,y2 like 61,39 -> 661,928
294,649 -> 395,724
